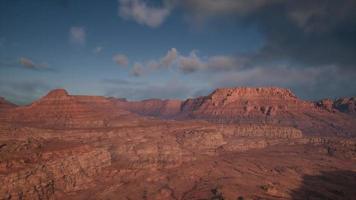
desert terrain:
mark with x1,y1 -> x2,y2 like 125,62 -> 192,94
0,87 -> 355,200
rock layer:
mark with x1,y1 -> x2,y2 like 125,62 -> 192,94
0,143 -> 111,199
0,87 -> 355,200
177,87 -> 356,136
2,89 -> 130,129
1,87 -> 356,136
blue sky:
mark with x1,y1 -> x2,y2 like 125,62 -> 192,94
1,0 -> 356,104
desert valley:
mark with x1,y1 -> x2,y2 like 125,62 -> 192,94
0,87 -> 355,200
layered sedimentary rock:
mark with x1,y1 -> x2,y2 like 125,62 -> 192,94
0,88 -> 356,199
1,87 -> 356,199
221,124 -> 303,139
2,89 -> 131,129
181,87 -> 304,114
114,139 -> 193,169
0,140 -> 111,199
177,87 -> 356,136
2,87 -> 356,136
176,129 -> 227,155
104,87 -> 356,136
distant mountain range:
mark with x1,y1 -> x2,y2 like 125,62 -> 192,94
1,87 -> 355,136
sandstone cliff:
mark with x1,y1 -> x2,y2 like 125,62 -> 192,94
0,140 -> 111,200
177,87 -> 356,136
99,87 -> 356,136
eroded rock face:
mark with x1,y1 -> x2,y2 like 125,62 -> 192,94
1,87 -> 356,199
104,87 -> 356,136
222,124 -> 303,139
181,87 -> 301,112
178,87 -> 356,136
0,143 -> 111,199
176,129 -> 227,155
208,87 -> 298,107
223,138 -> 268,152
0,119 -> 308,199
103,87 -> 356,136
2,89 -> 131,129
3,87 -> 356,136
114,140 -> 192,169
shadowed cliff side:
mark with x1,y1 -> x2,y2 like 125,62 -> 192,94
291,170 -> 356,200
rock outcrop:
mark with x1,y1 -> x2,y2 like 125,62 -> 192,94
1,87 -> 356,200
103,87 -> 356,136
177,87 -> 356,136
2,89 -> 131,129
221,124 -> 303,139
0,141 -> 111,200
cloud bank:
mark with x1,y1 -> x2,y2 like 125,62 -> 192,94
117,0 -> 356,72
113,54 -> 129,67
19,57 -> 49,70
118,0 -> 172,28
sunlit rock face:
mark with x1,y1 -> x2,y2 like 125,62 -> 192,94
104,87 -> 356,136
177,87 -> 356,136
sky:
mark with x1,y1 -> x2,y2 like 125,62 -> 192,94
0,0 -> 356,104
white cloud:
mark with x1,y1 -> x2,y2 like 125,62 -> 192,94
180,0 -> 279,23
178,50 -> 204,73
131,62 -> 144,77
113,54 -> 129,67
215,66 -> 320,87
113,48 -> 241,76
19,57 -> 49,70
118,0 -> 172,28
69,26 -> 86,45
149,48 -> 178,69
134,48 -> 241,74
177,50 -> 242,73
160,48 -> 178,67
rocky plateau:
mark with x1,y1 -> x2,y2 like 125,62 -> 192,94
0,87 -> 355,200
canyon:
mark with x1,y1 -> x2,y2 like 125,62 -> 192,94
0,87 -> 355,200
